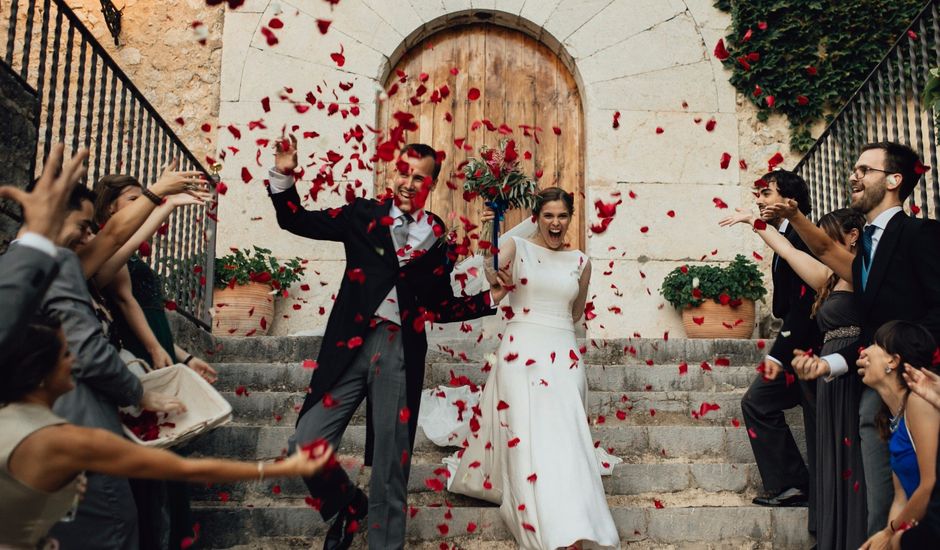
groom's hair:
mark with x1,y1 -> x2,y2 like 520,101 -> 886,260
764,169 -> 811,216
402,143 -> 441,181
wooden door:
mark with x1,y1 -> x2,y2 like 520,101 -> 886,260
376,25 -> 584,251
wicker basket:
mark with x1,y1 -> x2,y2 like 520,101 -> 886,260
121,365 -> 232,448
211,282 -> 275,337
681,299 -> 755,339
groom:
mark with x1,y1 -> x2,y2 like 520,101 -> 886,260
267,138 -> 499,550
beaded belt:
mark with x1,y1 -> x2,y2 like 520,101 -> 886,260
823,325 -> 861,344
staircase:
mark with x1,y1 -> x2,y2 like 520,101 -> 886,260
172,320 -> 811,549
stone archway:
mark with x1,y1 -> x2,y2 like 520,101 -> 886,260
375,23 -> 585,251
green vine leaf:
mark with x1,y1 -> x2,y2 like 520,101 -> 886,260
715,0 -> 924,152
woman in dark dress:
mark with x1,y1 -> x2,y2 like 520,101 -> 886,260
91,174 -> 214,550
721,207 -> 867,548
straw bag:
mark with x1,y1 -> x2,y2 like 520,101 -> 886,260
120,364 -> 232,448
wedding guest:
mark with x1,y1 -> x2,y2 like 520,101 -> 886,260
856,321 -> 939,550
719,170 -> 821,532
0,314 -> 334,550
90,174 -> 215,550
721,207 -> 867,548
0,145 -> 87,356
898,364 -> 940,548
14,168 -> 206,549
772,142 -> 940,536
92,174 -> 216,381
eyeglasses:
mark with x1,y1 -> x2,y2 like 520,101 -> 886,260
852,165 -> 893,179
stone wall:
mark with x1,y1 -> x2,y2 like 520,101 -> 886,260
67,0 -> 224,166
211,0 -> 805,338
0,63 -> 38,250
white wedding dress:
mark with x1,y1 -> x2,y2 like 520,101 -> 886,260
420,236 -> 621,549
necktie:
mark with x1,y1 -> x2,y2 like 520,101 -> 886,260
861,225 -> 876,290
392,213 -> 412,260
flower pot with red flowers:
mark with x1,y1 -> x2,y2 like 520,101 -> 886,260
660,255 -> 767,339
212,246 -> 304,337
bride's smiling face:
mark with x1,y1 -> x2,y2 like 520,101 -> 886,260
536,200 -> 571,250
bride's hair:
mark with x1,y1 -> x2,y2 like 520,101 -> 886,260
534,187 -> 574,215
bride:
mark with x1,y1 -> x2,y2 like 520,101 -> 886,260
421,187 -> 621,549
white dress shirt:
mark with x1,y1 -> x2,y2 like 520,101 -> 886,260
16,232 -> 58,258
823,205 -> 903,379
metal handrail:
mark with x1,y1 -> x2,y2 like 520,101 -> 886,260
794,0 -> 939,221
1,0 -> 217,329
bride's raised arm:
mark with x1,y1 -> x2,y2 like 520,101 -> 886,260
571,258 -> 592,322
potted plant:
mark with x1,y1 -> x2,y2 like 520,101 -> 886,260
212,246 -> 305,337
660,254 -> 767,338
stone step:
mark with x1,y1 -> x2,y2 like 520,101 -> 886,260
188,456 -> 763,503
189,333 -> 768,366
210,362 -> 763,395
180,423 -> 806,464
188,499 -> 809,549
217,388 -> 802,428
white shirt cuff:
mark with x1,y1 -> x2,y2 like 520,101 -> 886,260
17,232 -> 58,258
488,290 -> 498,309
765,355 -> 782,367
267,168 -> 296,194
822,353 -> 848,380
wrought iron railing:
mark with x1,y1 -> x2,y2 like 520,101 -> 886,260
795,0 -> 940,221
1,0 -> 216,329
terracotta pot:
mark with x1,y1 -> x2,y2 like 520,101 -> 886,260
211,282 -> 275,337
681,299 -> 755,339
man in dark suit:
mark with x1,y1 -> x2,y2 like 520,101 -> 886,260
268,138 -> 501,550
735,170 -> 821,526
785,142 -> 940,536
0,144 -> 87,356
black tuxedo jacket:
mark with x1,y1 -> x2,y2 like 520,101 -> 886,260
831,211 -> 940,368
270,186 -> 494,464
769,224 -> 822,367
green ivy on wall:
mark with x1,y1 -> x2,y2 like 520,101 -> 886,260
714,0 -> 926,151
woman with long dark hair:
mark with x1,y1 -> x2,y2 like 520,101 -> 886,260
857,320 -> 939,550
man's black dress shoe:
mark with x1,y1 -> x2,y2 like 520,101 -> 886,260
752,487 -> 808,507
324,491 -> 368,550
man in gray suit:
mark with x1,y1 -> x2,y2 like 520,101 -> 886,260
5,160 -> 204,550
0,145 -> 87,356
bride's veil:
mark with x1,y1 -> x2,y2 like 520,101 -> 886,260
449,213 -> 538,296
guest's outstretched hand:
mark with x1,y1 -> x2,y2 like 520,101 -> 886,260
150,159 -> 207,198
0,144 -> 88,240
275,134 -> 298,175
903,363 -> 940,411
763,198 -> 800,220
140,390 -> 187,415
718,208 -> 756,228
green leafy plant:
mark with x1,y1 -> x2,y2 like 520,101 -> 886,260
660,254 -> 767,310
714,0 -> 925,151
923,67 -> 940,144
214,246 -> 305,293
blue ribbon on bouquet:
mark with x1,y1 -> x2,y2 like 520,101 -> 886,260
485,199 -> 508,270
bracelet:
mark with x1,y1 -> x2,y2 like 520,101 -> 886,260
182,354 -> 194,366
141,187 -> 163,205
257,461 -> 265,482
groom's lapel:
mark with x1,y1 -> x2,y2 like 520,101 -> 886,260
371,199 -> 400,269
861,211 -> 905,311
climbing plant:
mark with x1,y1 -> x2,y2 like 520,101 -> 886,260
714,0 -> 926,151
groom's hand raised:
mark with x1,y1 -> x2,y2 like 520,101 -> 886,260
275,134 -> 298,175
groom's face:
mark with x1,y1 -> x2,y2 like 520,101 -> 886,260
393,154 -> 436,213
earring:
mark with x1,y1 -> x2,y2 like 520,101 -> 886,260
885,367 -> 893,374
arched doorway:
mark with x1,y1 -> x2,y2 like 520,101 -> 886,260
376,24 -> 585,251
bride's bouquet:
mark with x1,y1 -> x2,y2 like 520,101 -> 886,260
462,139 -> 538,267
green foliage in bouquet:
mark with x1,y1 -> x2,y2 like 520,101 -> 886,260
214,245 -> 305,292
660,255 -> 767,310
462,138 -> 538,210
